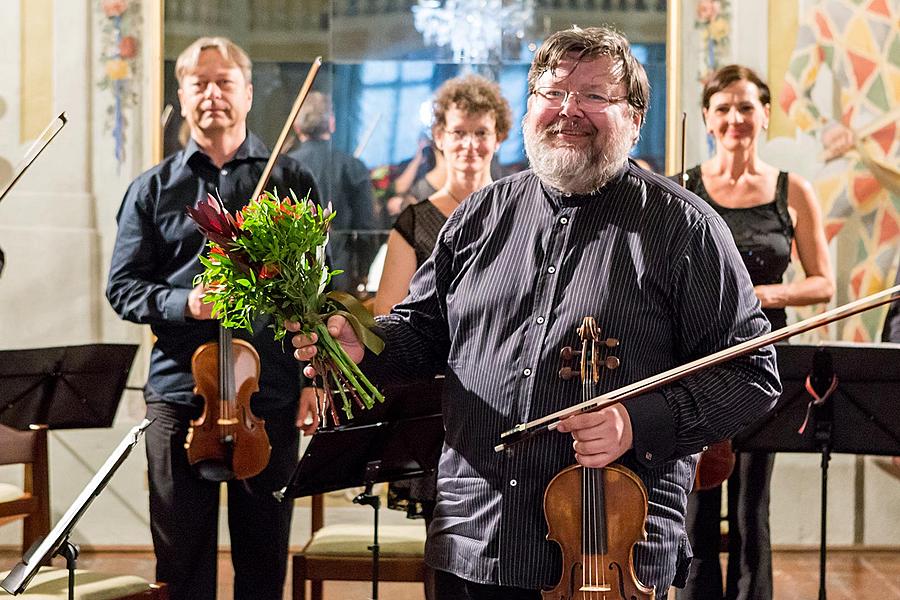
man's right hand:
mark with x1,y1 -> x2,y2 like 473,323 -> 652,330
185,283 -> 215,320
287,315 -> 365,378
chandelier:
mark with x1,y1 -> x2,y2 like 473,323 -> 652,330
412,0 -> 535,63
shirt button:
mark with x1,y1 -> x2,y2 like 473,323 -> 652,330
559,217 -> 568,225
522,368 -> 532,377
702,446 -> 709,452
645,452 -> 653,461
510,479 -> 517,487
221,169 -> 229,176
547,266 -> 556,274
536,316 -> 545,324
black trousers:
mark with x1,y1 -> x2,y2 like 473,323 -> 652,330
144,401 -> 299,600
434,570 -> 541,600
678,451 -> 775,600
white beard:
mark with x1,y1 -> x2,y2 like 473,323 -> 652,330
523,116 -> 635,194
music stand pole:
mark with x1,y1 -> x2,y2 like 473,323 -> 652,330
354,461 -> 383,600
812,398 -> 833,600
58,539 -> 79,600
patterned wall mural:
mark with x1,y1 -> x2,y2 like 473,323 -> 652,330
776,0 -> 899,341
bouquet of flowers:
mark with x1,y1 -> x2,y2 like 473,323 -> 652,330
187,191 -> 384,424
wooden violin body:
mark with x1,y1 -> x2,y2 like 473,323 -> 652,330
544,464 -> 655,600
694,439 -> 735,491
544,316 -> 654,600
186,332 -> 270,481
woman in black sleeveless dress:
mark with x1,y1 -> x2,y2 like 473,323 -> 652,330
678,66 -> 834,600
373,74 -> 512,600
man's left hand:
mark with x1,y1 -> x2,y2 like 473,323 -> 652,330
555,404 -> 633,468
296,387 -> 321,435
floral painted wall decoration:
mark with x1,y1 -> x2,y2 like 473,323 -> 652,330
695,0 -> 732,85
98,0 -> 141,166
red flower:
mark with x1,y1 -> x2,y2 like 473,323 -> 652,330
259,263 -> 280,279
186,194 -> 244,248
102,0 -> 127,17
119,36 -> 138,59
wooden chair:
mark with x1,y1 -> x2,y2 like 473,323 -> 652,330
292,494 -> 426,600
0,423 -> 51,555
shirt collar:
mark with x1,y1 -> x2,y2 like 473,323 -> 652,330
179,129 -> 269,168
539,161 -> 629,209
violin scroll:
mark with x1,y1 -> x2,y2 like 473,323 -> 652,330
559,324 -> 620,381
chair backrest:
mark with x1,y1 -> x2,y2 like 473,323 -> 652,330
0,423 -> 51,554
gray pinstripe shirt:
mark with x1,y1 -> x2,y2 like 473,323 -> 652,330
361,161 -> 781,593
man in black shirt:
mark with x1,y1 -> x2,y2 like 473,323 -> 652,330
288,91 -> 377,292
289,26 -> 780,599
106,36 -> 319,600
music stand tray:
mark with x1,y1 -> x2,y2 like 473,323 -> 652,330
733,342 -> 900,455
281,377 -> 444,499
279,378 -> 444,600
733,342 -> 900,600
0,344 -> 138,430
0,419 -> 152,596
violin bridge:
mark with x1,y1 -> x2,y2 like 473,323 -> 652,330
579,584 -> 613,592
217,418 -> 239,425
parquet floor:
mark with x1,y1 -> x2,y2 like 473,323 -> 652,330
2,547 -> 898,599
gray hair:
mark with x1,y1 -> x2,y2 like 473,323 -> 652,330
528,26 -> 649,120
294,91 -> 332,138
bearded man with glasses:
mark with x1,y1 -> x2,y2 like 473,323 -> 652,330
289,26 -> 779,599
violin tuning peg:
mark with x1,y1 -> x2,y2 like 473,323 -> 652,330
605,356 -> 620,370
560,346 -> 575,361
605,338 -> 619,348
559,366 -> 578,380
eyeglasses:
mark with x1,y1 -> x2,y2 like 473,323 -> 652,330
533,87 -> 626,113
443,129 -> 496,143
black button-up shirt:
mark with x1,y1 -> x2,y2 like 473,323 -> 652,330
361,161 -> 781,593
106,131 -> 319,412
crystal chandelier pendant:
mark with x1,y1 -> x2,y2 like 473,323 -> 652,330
413,0 -> 535,63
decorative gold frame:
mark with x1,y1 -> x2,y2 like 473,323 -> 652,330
664,0 -> 682,176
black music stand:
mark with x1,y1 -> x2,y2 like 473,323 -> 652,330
733,342 -> 900,600
0,344 -> 138,430
1,419 -> 152,598
278,377 -> 444,600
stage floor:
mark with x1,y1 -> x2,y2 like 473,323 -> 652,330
2,547 -> 898,599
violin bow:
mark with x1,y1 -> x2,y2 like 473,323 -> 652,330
679,111 -> 687,187
251,56 -> 323,201
494,284 -> 900,452
0,112 -> 68,205
353,113 -> 381,159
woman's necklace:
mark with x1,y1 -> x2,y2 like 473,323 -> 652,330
444,188 -> 463,205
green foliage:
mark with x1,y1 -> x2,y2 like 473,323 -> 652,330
191,190 -> 382,421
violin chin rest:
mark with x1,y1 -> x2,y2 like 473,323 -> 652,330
193,460 -> 234,482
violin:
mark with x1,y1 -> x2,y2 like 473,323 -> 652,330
184,57 -> 323,481
693,440 -> 735,491
187,325 -> 270,481
543,316 -> 655,600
